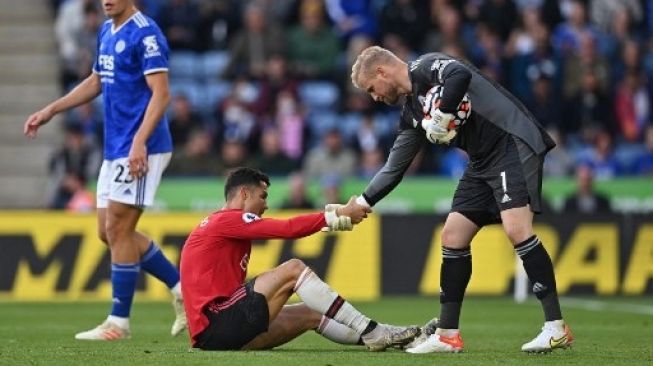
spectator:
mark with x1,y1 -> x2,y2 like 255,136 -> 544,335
64,174 -> 94,212
220,140 -> 249,174
158,0 -> 200,50
564,69 -> 613,141
169,93 -> 204,148
167,129 -> 221,176
378,0 -> 430,51
223,2 -> 285,79
563,32 -> 610,100
543,129 -> 575,177
478,0 -> 519,42
55,0 -> 100,89
320,173 -> 343,205
324,0 -> 377,43
527,73 -> 562,130
303,128 -> 357,180
632,125 -> 653,175
251,127 -> 298,175
288,0 -> 341,80
614,70 -> 650,142
251,55 -> 299,118
422,4 -> 465,56
563,164 -> 611,213
581,130 -> 622,179
216,80 -> 258,148
358,148 -> 384,179
275,90 -> 306,160
280,172 -> 315,209
47,123 -> 100,209
195,0 -> 242,51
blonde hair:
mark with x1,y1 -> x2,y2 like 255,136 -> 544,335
350,46 -> 401,89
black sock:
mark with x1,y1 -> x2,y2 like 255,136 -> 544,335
361,320 -> 378,336
439,246 -> 472,329
515,235 -> 562,321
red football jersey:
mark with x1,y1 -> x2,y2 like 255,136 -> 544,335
180,208 -> 326,343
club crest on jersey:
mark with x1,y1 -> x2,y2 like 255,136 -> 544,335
242,212 -> 260,223
143,35 -> 161,58
115,40 -> 125,53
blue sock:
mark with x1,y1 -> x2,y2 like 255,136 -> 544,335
110,263 -> 140,318
140,242 -> 180,289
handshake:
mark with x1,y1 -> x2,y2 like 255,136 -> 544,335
322,196 -> 372,232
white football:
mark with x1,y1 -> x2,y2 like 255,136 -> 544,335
422,85 -> 472,129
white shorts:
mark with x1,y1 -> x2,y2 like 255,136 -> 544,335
96,152 -> 171,209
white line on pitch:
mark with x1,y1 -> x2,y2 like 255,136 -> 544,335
559,297 -> 653,316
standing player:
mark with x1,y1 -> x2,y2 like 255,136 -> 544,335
24,0 -> 186,340
181,167 -> 418,351
348,46 -> 573,353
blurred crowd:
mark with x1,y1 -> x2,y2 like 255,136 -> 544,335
47,0 -> 653,210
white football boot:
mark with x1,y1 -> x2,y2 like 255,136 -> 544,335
171,297 -> 188,336
405,328 -> 463,354
362,324 -> 420,351
402,317 -> 439,350
521,320 -> 574,353
74,320 -> 131,341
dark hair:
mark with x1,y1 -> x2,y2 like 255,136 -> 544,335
224,167 -> 270,200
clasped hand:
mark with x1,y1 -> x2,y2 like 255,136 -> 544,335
421,109 -> 457,144
323,196 -> 372,232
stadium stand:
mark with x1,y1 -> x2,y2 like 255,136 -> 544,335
0,0 -> 61,207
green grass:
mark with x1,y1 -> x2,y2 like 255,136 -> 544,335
1,297 -> 652,366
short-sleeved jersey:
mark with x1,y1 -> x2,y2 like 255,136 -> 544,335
361,53 -> 556,206
180,209 -> 326,344
93,12 -> 172,160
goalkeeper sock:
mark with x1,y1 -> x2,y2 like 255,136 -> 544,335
295,268 -> 373,334
316,316 -> 363,345
140,242 -> 181,295
515,235 -> 562,321
110,263 -> 139,318
439,246 -> 472,329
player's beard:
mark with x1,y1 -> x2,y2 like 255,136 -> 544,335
384,92 -> 403,106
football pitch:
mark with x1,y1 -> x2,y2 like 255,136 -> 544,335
1,297 -> 651,366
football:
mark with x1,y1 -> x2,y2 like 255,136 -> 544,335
422,85 -> 472,129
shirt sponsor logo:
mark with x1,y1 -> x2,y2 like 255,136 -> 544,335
143,35 -> 161,58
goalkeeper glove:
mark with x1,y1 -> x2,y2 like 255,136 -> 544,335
422,109 -> 457,144
322,204 -> 353,232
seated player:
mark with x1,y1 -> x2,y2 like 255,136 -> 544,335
180,167 -> 419,351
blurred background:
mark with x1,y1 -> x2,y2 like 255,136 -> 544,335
0,0 -> 651,301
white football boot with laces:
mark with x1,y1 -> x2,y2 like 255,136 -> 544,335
171,297 -> 188,336
74,320 -> 131,341
362,324 -> 420,351
521,320 -> 574,353
405,328 -> 464,354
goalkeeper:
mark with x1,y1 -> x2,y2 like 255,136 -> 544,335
180,167 -> 418,351
347,46 -> 572,353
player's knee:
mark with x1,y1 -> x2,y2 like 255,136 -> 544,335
441,226 -> 466,248
503,222 -> 532,244
283,258 -> 307,278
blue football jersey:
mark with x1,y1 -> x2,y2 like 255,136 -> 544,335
93,11 -> 172,160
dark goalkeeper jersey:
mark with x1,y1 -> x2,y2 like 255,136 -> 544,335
362,52 -> 555,206
180,209 -> 327,343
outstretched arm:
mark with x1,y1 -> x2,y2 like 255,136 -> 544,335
24,73 -> 101,138
359,127 -> 425,207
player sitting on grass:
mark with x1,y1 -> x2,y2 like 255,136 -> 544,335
180,167 -> 419,351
